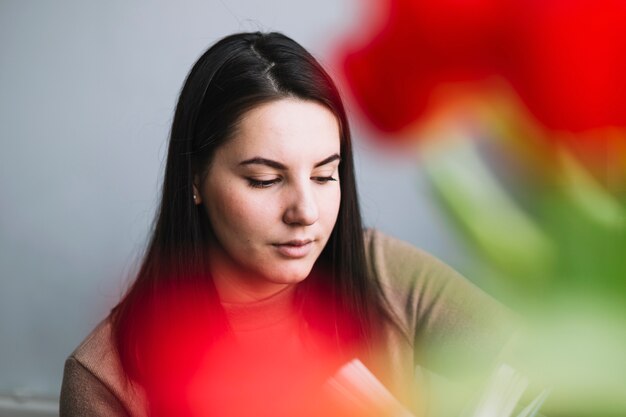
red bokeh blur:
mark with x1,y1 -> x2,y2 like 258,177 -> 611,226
339,0 -> 626,136
121,276 -> 367,416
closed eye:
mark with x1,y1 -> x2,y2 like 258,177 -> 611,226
247,178 -> 281,188
312,176 -> 337,184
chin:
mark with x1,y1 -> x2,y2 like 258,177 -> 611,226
265,265 -> 313,285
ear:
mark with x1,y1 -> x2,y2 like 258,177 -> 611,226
193,176 -> 202,205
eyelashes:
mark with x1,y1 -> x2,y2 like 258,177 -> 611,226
247,176 -> 337,189
313,176 -> 338,184
247,178 -> 281,188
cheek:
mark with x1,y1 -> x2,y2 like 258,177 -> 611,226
208,186 -> 274,239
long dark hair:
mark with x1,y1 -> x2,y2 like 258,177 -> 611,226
111,31 -> 392,410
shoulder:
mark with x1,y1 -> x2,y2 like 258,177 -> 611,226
71,319 -> 119,376
363,227 -> 505,312
363,228 -> 472,317
363,228 -> 455,287
60,318 -> 148,416
362,228 -> 516,373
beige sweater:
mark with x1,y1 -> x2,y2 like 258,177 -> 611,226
59,229 -> 515,416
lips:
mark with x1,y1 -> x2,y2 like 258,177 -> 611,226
272,240 -> 314,258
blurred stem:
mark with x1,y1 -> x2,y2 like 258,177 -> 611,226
418,128 -> 555,298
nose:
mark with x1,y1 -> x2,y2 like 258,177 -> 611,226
282,182 -> 319,226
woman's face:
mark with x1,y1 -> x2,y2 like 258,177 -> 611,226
195,98 -> 342,302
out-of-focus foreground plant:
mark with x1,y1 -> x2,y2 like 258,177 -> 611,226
336,0 -> 626,416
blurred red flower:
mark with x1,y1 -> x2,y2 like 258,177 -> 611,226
339,0 -> 626,135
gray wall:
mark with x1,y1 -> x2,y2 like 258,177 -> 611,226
0,0 -> 465,409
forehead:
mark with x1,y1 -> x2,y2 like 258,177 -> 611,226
218,98 -> 341,163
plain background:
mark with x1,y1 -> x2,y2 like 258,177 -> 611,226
0,0 -> 469,407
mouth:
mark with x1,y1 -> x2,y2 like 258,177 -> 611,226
272,240 -> 314,258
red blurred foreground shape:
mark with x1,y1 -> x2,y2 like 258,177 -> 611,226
340,0 -> 626,136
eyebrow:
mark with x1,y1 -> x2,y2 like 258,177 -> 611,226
239,153 -> 341,170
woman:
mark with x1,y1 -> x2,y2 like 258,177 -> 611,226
60,32 -> 514,416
